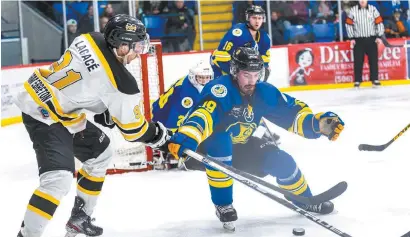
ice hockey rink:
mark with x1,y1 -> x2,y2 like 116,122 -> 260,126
1,85 -> 410,237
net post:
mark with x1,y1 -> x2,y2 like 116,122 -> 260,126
155,43 -> 165,94
140,53 -> 153,171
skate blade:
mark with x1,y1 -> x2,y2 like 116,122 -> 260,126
222,222 -> 235,232
64,232 -> 78,237
65,225 -> 79,237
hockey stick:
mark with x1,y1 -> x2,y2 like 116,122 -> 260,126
235,164 -> 347,205
401,231 -> 410,237
259,118 -> 347,204
185,149 -> 352,237
186,143 -> 346,204
358,123 -> 410,151
381,35 -> 405,48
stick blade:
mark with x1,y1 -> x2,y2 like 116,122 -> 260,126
307,181 -> 348,205
358,144 -> 386,151
284,181 -> 348,205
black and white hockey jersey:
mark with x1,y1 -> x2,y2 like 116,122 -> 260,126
13,32 -> 151,142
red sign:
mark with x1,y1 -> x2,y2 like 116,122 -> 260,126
287,39 -> 406,86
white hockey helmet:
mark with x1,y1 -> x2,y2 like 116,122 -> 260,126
188,60 -> 214,93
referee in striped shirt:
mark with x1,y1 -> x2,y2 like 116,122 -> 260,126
345,0 -> 384,88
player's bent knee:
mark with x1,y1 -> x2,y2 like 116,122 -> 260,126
38,170 -> 73,200
82,143 -> 113,177
264,149 -> 298,178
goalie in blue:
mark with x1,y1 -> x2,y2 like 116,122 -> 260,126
210,5 -> 271,80
151,61 -> 214,169
152,60 -> 214,131
166,47 -> 345,231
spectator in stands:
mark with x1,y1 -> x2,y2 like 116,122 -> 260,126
265,10 -> 287,45
61,19 -> 79,54
313,0 -> 336,24
312,0 -> 337,15
78,4 -> 94,34
288,1 -> 309,24
270,0 -> 293,20
100,16 -> 109,33
385,9 -> 408,38
143,1 -> 169,15
102,3 -> 115,18
164,0 -> 194,52
234,0 -> 254,24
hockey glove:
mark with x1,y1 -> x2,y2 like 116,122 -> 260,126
147,121 -> 173,150
167,132 -> 199,160
313,112 -> 344,141
94,110 -> 115,129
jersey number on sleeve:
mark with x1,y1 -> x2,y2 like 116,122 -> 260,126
39,51 -> 83,90
202,100 -> 217,113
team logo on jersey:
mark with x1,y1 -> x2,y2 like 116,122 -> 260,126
211,84 -> 227,98
126,23 -> 137,32
232,28 -> 242,37
227,122 -> 257,144
181,97 -> 193,108
38,107 -> 50,118
243,105 -> 254,122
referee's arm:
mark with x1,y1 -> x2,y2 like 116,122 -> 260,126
345,11 -> 355,39
373,8 -> 385,37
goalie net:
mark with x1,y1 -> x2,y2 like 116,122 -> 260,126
78,42 -> 164,174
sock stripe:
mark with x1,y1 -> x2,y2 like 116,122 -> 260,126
27,190 -> 60,220
77,175 -> 104,192
27,205 -> 53,220
77,169 -> 105,195
33,189 -> 60,205
78,169 -> 105,182
77,184 -> 101,196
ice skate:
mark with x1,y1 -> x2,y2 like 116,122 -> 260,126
354,82 -> 361,89
65,197 -> 103,237
372,80 -> 381,88
298,201 -> 334,215
215,204 -> 238,231
17,231 -> 23,237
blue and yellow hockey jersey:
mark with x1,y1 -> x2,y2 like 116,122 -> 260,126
180,75 -> 321,147
151,76 -> 200,131
210,23 -> 271,78
178,75 -> 322,206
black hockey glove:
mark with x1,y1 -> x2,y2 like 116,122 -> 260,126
94,110 -> 115,129
147,121 -> 173,152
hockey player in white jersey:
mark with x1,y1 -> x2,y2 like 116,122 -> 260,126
13,14 -> 170,237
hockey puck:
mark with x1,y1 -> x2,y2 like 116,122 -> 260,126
292,228 -> 305,236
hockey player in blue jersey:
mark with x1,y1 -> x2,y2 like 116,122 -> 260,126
151,61 -> 214,169
211,5 -> 271,80
152,61 -> 214,131
166,47 -> 345,231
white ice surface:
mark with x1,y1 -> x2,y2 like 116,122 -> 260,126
1,85 -> 410,237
